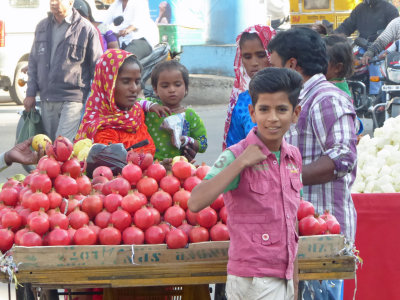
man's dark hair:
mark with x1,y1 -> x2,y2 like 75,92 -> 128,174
323,34 -> 354,78
249,67 -> 303,108
151,60 -> 189,92
268,27 -> 328,76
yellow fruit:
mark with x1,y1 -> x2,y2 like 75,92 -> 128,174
12,174 -> 26,182
77,146 -> 91,161
32,134 -> 51,152
172,155 -> 188,165
73,138 -> 93,156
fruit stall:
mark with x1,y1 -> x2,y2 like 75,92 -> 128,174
0,135 -> 356,299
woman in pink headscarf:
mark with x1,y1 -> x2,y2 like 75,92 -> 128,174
222,25 -> 276,149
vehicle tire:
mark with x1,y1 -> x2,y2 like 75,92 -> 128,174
9,61 -> 28,106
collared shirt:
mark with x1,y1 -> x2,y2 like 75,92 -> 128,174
50,10 -> 73,65
209,128 -> 303,279
285,74 -> 357,241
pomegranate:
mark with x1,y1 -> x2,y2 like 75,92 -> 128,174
99,226 -> 121,245
94,209 -> 111,229
68,209 -> 89,230
103,177 -> 131,196
166,228 -> 188,249
189,226 -> 209,243
110,208 -> 132,231
74,226 -> 97,245
54,175 -> 78,198
136,177 -> 158,197
127,151 -> 153,170
37,157 -> 61,178
0,229 -> 14,252
93,166 -> 113,181
60,198 -> 80,215
48,227 -> 70,246
121,163 -> 143,185
219,206 -> 228,224
316,215 -> 328,234
196,207 -> 218,229
147,205 -> 161,225
150,190 -> 172,214
61,158 -> 81,179
144,225 -> 165,244
49,211 -> 69,230
46,136 -> 73,162
48,190 -> 63,209
145,162 -> 166,183
133,206 -> 154,230
326,219 -> 341,234
122,225 -> 144,245
0,188 -> 19,206
15,228 -> 29,245
28,192 -> 50,212
173,189 -> 191,210
30,173 -> 52,194
20,231 -> 42,247
28,214 -> 50,236
299,215 -> 321,236
172,160 -> 192,179
186,209 -> 198,226
297,199 -> 315,221
164,203 -> 186,227
178,220 -> 193,237
159,175 -> 180,196
121,192 -> 146,214
76,175 -> 92,195
81,194 -> 103,219
2,211 -> 22,232
104,193 -> 123,213
210,194 -> 224,211
183,176 -> 201,192
195,163 -> 211,180
210,222 -> 230,241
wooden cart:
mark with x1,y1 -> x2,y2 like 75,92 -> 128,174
0,235 -> 355,299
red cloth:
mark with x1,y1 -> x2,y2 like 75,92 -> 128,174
344,193 -> 400,300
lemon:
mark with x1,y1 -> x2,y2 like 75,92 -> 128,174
32,134 -> 51,152
77,146 -> 91,161
73,138 -> 93,157
172,155 -> 188,165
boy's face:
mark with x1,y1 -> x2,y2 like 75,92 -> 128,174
249,92 -> 301,151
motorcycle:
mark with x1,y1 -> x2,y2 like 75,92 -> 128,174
348,36 -> 386,129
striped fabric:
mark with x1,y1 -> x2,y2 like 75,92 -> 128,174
366,17 -> 400,58
286,74 -> 358,242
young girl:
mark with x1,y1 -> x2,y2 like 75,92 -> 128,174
222,25 -> 276,149
75,49 -> 163,154
324,35 -> 364,135
145,60 -> 208,161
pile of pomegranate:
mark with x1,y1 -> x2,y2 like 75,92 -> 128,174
297,198 -> 341,236
0,137 -> 229,253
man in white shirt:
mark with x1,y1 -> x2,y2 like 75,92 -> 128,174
102,0 -> 159,59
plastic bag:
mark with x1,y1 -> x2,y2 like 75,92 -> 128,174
160,113 -> 185,148
16,110 -> 45,144
85,143 -> 127,178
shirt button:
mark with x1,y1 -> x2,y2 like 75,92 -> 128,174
286,214 -> 290,219
262,233 -> 269,241
273,161 -> 278,165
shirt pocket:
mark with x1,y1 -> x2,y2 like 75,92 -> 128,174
290,176 -> 302,195
249,181 -> 269,194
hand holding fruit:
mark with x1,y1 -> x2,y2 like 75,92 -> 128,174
4,137 -> 44,166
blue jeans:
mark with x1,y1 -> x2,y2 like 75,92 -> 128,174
299,280 -> 343,300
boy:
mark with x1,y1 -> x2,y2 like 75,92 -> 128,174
188,67 -> 303,300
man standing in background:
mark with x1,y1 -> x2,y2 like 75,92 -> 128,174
24,0 -> 102,142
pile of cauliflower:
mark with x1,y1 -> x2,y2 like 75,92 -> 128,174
352,116 -> 400,193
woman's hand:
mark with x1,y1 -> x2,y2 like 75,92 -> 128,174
181,139 -> 199,163
149,104 -> 171,118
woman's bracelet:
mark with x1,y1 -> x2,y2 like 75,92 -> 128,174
181,136 -> 195,147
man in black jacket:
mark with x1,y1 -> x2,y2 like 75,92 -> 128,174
24,0 -> 102,142
335,0 -> 398,42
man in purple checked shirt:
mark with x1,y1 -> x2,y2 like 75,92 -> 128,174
268,27 -> 357,300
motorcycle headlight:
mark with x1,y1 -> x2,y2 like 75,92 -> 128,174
387,68 -> 400,84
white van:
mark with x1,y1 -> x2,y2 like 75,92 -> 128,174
0,0 -> 106,105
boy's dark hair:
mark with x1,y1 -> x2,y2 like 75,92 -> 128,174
249,67 -> 303,108
151,60 -> 189,92
323,34 -> 354,78
239,32 -> 262,49
267,27 -> 328,77
120,55 -> 143,74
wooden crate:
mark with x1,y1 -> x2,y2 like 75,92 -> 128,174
0,235 -> 355,287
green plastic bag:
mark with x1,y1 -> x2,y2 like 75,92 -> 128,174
16,110 -> 45,144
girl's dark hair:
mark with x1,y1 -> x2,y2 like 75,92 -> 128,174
268,27 -> 328,76
151,60 -> 189,92
249,67 -> 303,108
162,2 -> 172,23
239,32 -> 262,49
323,34 -> 354,78
119,55 -> 143,74
311,23 -> 328,35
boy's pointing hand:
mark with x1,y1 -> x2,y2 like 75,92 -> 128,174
238,144 -> 267,168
